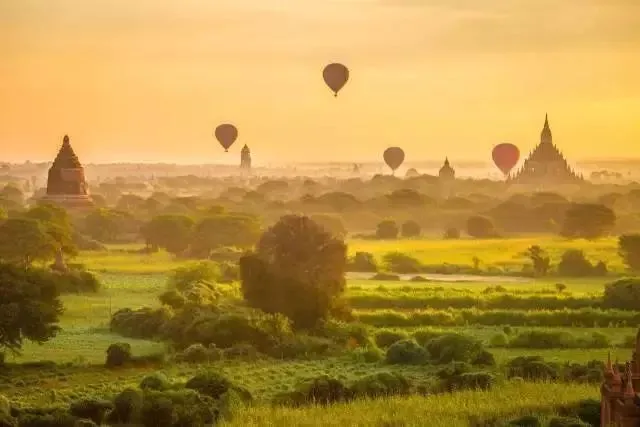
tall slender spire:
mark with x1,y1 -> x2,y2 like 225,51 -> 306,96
541,113 -> 552,144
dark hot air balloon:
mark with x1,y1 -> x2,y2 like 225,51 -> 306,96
492,143 -> 520,177
383,147 -> 405,174
214,124 -> 238,152
323,63 -> 349,97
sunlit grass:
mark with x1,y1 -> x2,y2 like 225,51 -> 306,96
349,236 -> 623,272
221,382 -> 599,427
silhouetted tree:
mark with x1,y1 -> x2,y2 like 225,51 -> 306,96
141,214 -> 194,255
466,216 -> 496,238
618,234 -> 640,272
560,203 -> 615,239
0,263 -> 63,353
239,215 -> 347,328
376,220 -> 399,239
524,245 -> 550,277
190,214 -> 261,258
401,220 -> 421,238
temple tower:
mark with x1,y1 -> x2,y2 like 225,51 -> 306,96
508,114 -> 583,190
438,157 -> 455,198
41,135 -> 93,208
240,144 -> 251,170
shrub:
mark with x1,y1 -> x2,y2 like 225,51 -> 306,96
425,333 -> 485,364
446,372 -> 494,391
375,220 -> 399,239
557,249 -> 602,277
400,220 -> 421,238
175,343 -> 223,364
618,234 -> 640,272
351,345 -> 384,363
489,332 -> 509,347
69,399 -> 113,425
473,350 -> 496,367
382,252 -> 422,274
374,329 -> 409,348
139,373 -> 171,391
385,339 -> 429,365
603,278 -> 640,310
108,388 -> 143,425
412,329 -> 446,346
466,216 -> 496,238
283,376 -> 352,406
105,343 -> 132,368
167,261 -> 220,291
506,356 -> 559,381
370,272 -> 400,281
506,415 -> 542,427
443,227 -> 460,239
508,330 -> 577,349
350,372 -> 412,398
185,372 -> 252,402
347,252 -> 378,272
548,417 -> 588,427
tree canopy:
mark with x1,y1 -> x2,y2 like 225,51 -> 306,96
239,214 -> 347,328
0,263 -> 63,353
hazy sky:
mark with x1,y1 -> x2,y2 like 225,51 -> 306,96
1,0 -> 639,164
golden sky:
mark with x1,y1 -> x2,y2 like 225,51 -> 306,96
1,0 -> 639,164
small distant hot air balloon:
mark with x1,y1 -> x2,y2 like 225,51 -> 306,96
492,143 -> 520,177
323,63 -> 349,97
214,124 -> 238,152
383,147 -> 405,175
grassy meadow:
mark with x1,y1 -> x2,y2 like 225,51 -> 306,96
3,235 -> 631,424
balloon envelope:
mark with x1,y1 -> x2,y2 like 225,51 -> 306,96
215,124 -> 238,152
383,147 -> 405,172
323,63 -> 349,96
492,143 -> 520,175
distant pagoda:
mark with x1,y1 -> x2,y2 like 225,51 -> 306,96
438,157 -> 455,197
508,114 -> 583,188
240,144 -> 251,170
41,135 -> 93,208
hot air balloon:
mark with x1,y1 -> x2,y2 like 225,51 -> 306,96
214,124 -> 238,152
383,147 -> 405,175
492,143 -> 520,177
323,63 -> 349,97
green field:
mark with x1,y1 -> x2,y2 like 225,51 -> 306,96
4,236 -> 631,425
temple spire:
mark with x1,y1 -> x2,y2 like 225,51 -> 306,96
541,113 -> 552,144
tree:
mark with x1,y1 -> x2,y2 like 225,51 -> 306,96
309,214 -> 347,239
0,218 -> 57,266
83,208 -> 139,243
560,203 -> 615,239
603,278 -> 640,310
239,215 -> 347,328
0,263 -> 63,353
141,215 -> 194,255
557,249 -> 599,277
24,203 -> 78,268
618,234 -> 640,272
400,220 -> 421,238
0,185 -> 24,206
524,245 -> 550,277
466,216 -> 496,238
190,214 -> 261,258
375,220 -> 399,239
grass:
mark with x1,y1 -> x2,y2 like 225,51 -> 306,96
221,382 -> 599,427
349,236 -> 624,272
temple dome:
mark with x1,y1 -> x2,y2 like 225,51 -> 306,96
439,158 -> 455,180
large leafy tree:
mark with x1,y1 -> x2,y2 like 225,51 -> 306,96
560,203 -> 616,239
0,263 -> 63,353
619,234 -> 640,272
0,218 -> 58,266
141,214 -> 194,255
239,215 -> 347,328
190,213 -> 261,258
83,208 -> 135,243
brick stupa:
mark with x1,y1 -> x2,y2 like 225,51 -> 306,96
41,135 -> 93,208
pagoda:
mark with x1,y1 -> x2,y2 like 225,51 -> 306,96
240,144 -> 251,170
41,135 -> 93,208
508,115 -> 583,188
438,158 -> 455,198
